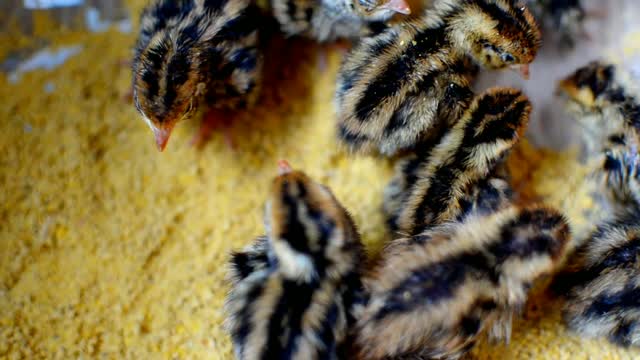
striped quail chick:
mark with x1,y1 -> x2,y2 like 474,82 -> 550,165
559,211 -> 640,348
132,0 -> 263,151
355,205 -> 569,360
335,0 -> 540,156
558,61 -> 640,206
386,88 -> 531,237
225,161 -> 365,360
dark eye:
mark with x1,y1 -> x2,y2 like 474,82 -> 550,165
501,53 -> 515,63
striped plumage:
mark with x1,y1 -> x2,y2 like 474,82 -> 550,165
384,150 -> 514,234
270,0 -> 410,42
132,0 -> 263,150
355,205 -> 570,360
225,163 -> 365,360
558,61 -> 640,205
387,88 -> 530,237
228,235 -> 272,284
552,61 -> 640,348
335,0 -> 540,156
560,211 -> 640,347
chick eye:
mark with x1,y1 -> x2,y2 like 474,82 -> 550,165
501,53 -> 515,63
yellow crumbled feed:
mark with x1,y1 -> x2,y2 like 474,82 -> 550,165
1,5 -> 640,360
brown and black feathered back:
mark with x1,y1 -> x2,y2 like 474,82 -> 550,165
355,205 -> 569,360
335,0 -> 539,156
390,88 -> 530,236
226,169 -> 365,360
384,148 -> 514,235
133,0 -> 263,127
559,211 -> 640,347
335,18 -> 478,156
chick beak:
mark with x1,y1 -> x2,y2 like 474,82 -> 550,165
511,64 -> 530,80
152,124 -> 175,152
381,0 -> 411,15
278,160 -> 292,175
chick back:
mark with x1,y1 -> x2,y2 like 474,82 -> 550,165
393,88 -> 530,236
562,212 -> 640,347
356,205 -> 569,359
335,16 -> 478,156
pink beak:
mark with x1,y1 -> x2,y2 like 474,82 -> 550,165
382,0 -> 411,15
278,160 -> 292,174
152,125 -> 174,152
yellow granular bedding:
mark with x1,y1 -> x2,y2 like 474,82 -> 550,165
1,9 -> 640,360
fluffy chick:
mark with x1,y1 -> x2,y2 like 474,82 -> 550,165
388,88 -> 530,236
558,61 -> 640,206
355,205 -> 570,360
271,0 -> 411,42
558,60 -> 640,155
225,161 -> 365,360
561,211 -> 640,348
335,0 -> 540,156
132,0 -> 263,151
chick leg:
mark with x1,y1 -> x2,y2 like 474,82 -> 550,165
191,108 -> 235,150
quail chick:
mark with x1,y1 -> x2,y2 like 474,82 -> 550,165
335,0 -> 540,156
559,210 -> 640,348
271,0 -> 411,42
355,205 -> 570,360
225,161 -> 365,360
558,61 -> 640,205
132,0 -> 263,151
387,88 -> 531,236
558,61 -> 640,154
